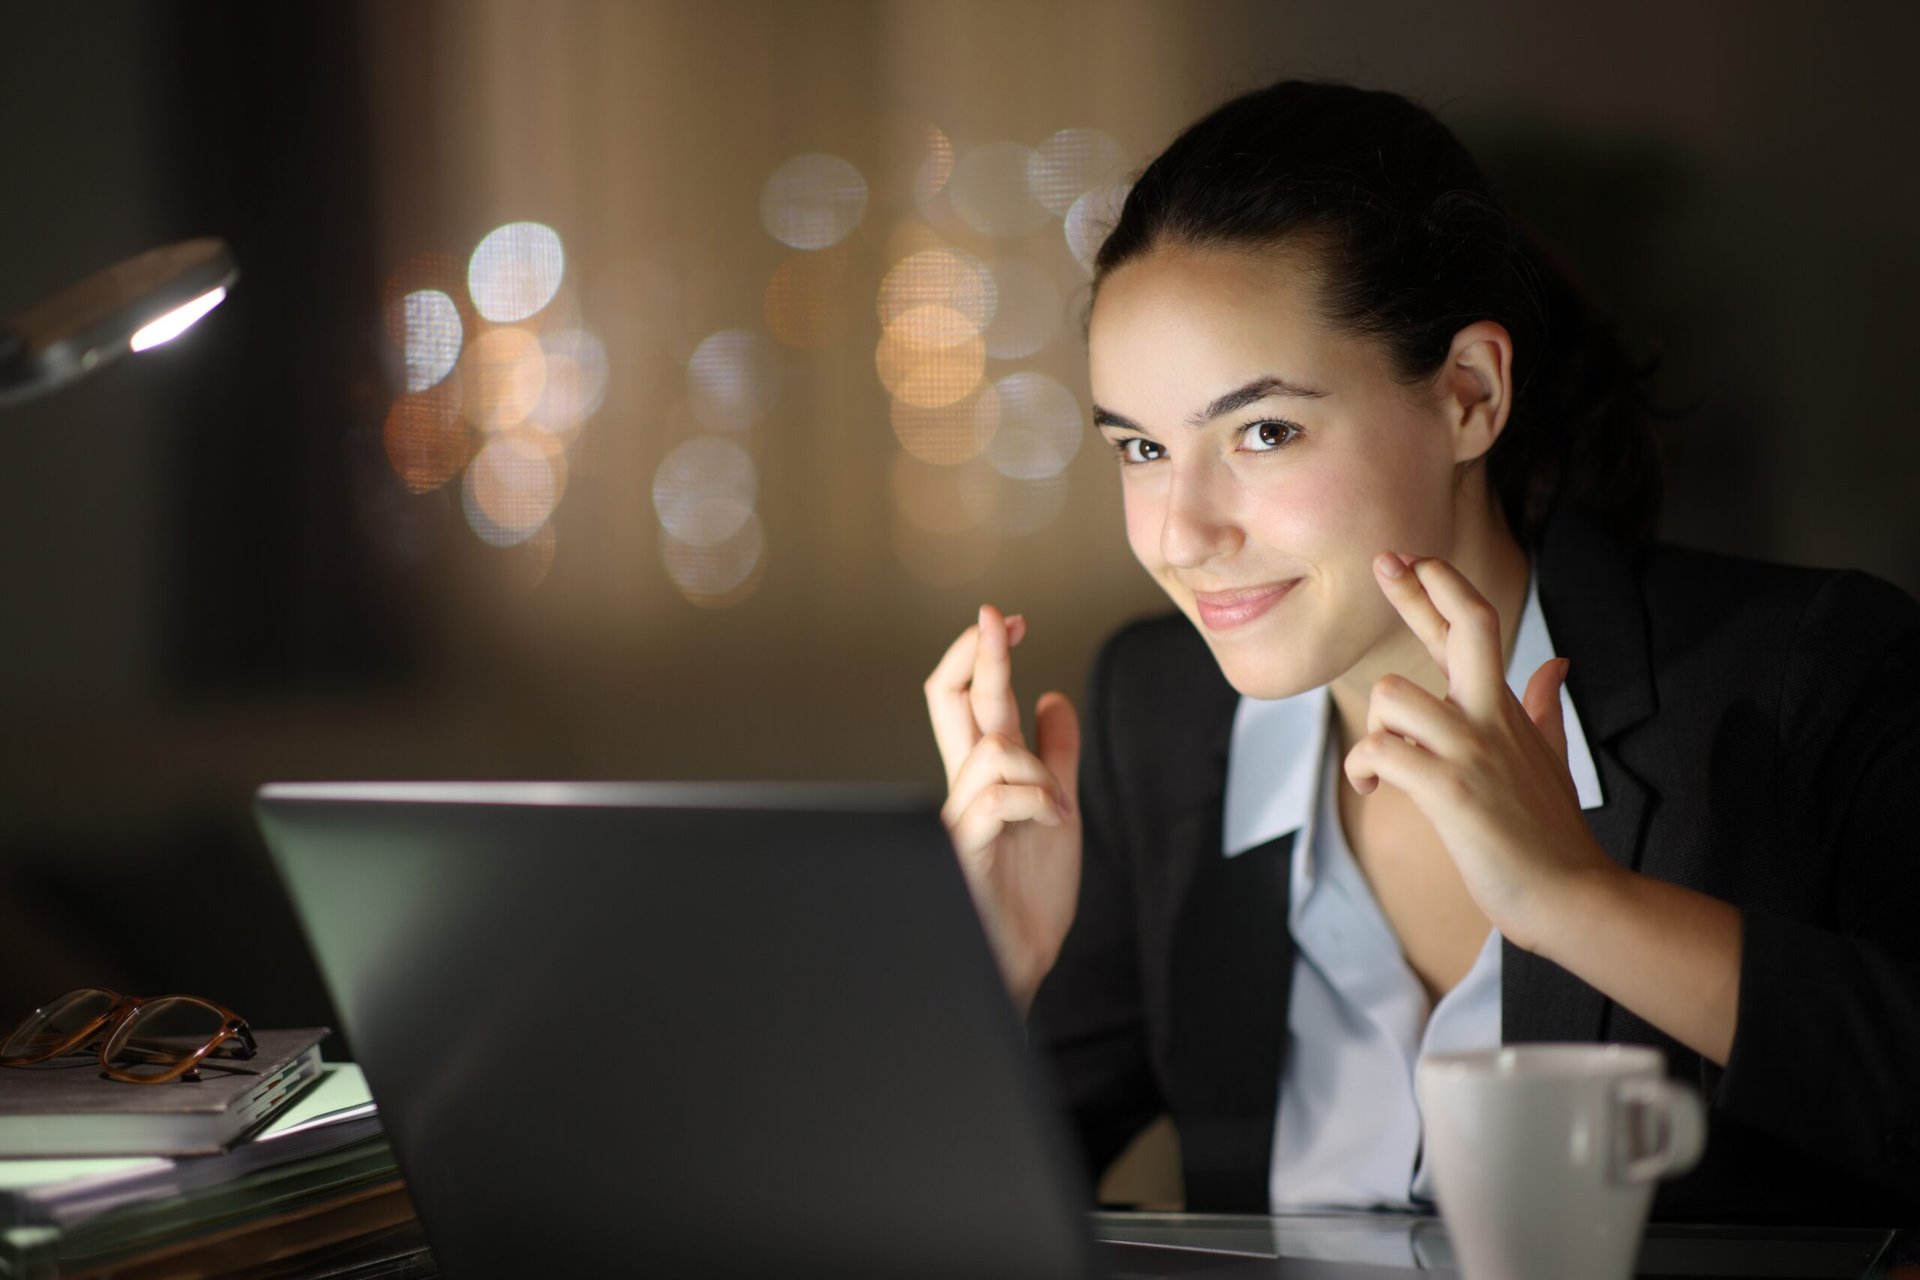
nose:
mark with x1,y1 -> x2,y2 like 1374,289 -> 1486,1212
1160,458 -> 1242,570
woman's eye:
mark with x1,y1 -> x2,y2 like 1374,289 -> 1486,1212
1240,420 -> 1301,452
1115,437 -> 1165,464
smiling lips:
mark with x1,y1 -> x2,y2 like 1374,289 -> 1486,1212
1190,579 -> 1301,631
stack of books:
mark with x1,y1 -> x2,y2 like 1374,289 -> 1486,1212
0,1033 -> 428,1278
0,1029 -> 328,1161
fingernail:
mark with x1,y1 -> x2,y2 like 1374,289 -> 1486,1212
1375,552 -> 1406,580
1396,552 -> 1419,567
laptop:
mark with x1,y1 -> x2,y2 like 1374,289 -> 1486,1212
256,781 -> 1101,1279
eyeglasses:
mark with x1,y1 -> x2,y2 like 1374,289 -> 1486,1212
0,988 -> 258,1084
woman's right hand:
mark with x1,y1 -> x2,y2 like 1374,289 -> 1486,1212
925,604 -> 1082,1015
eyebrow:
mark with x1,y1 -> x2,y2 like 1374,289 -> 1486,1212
1091,375 -> 1330,433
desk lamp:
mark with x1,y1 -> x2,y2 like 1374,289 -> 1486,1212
0,238 -> 238,409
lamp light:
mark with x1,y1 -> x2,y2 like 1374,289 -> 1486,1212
0,238 -> 238,409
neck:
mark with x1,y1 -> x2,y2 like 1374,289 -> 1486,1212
1327,510 -> 1532,758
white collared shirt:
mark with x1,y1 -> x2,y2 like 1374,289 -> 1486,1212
1219,576 -> 1605,1211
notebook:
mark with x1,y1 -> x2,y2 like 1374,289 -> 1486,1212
0,1028 -> 326,1157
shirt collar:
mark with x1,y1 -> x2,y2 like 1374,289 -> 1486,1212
1222,573 -> 1605,857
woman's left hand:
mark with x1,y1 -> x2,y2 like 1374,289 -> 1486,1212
1343,551 -> 1616,953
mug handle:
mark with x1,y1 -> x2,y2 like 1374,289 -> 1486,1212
1611,1076 -> 1706,1185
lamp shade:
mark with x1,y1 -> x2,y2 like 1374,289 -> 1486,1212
0,238 -> 238,409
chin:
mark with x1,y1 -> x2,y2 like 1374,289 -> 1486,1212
1194,631 -> 1340,701
1213,660 -> 1326,701
1164,594 -> 1330,700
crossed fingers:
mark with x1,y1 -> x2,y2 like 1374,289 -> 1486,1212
1348,552 -> 1573,800
1371,552 -> 1507,717
924,605 -> 1026,786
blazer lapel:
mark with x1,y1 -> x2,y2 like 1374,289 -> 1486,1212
1157,665 -> 1293,1213
1506,508 -> 1660,1045
1167,820 -> 1295,1211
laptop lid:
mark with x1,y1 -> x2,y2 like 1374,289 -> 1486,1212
256,781 -> 1097,1279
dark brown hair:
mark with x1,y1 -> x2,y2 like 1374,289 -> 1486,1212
1094,79 -> 1661,545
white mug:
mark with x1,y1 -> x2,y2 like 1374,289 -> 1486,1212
1415,1043 -> 1705,1280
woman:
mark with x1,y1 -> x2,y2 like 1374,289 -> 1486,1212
924,80 -> 1920,1224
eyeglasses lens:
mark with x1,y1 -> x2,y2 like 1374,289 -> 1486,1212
102,997 -> 229,1079
1,988 -> 119,1059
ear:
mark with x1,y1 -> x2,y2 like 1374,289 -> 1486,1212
1437,320 -> 1514,465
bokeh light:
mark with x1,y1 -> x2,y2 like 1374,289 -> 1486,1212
948,142 -> 1052,238
885,303 -> 981,350
876,307 -> 986,409
461,326 -> 548,431
528,327 -> 609,434
761,153 -> 869,251
1065,183 -> 1132,274
653,436 -> 758,547
384,232 -> 617,569
985,372 -> 1083,480
982,260 -> 1064,360
960,466 -> 1070,537
887,383 -> 1006,468
886,220 -> 948,263
889,381 -> 1000,464
877,249 -> 996,334
396,128 -> 1130,591
521,522 -> 559,588
914,125 -> 956,204
912,165 -> 972,239
468,222 -> 566,323
383,253 -> 465,340
400,289 -> 463,392
663,513 -> 765,606
763,250 -> 850,350
383,382 -> 469,493
1027,128 -> 1128,215
661,252 -> 742,364
687,329 -> 783,431
500,421 -> 570,484
462,434 -> 561,546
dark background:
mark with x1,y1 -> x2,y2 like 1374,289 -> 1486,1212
2,0 -> 1917,1047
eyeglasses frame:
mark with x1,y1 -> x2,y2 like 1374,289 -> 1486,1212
0,987 -> 259,1084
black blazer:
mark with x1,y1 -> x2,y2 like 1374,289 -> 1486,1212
1028,507 -> 1920,1224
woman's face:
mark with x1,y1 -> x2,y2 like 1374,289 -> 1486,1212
1086,241 -> 1471,700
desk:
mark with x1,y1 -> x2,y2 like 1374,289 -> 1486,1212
5,1063 -> 1909,1280
54,1211 -> 1909,1279
1093,1214 -> 1918,1278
